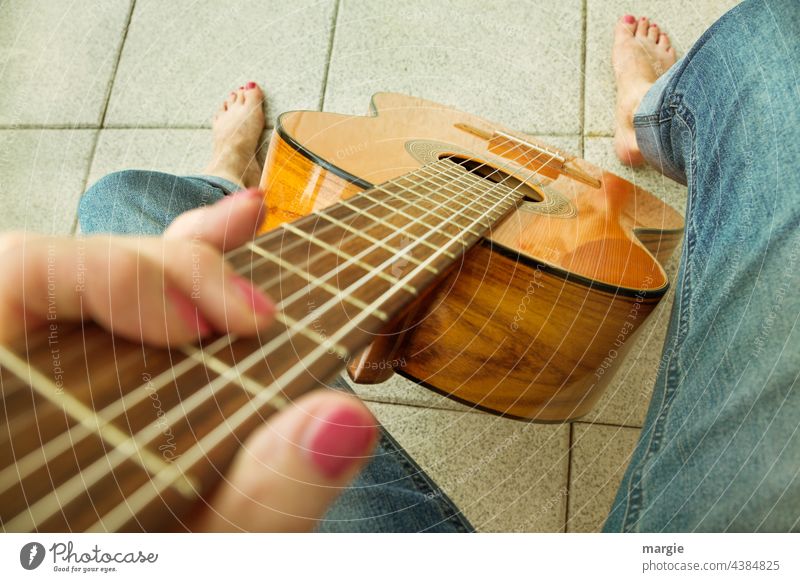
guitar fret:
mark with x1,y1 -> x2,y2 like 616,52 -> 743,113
415,169 -> 508,207
390,182 -> 495,222
358,192 -> 470,249
181,346 -> 290,407
373,186 -> 485,237
429,166 -> 511,203
246,242 -> 389,321
313,211 -> 440,275
393,175 -> 496,215
337,199 -> 458,259
282,223 -> 418,295
0,344 -> 197,498
275,312 -> 350,360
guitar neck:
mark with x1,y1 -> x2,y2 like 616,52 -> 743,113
0,158 -> 525,531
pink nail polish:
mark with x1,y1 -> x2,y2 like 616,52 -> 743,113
623,14 -> 635,24
231,275 -> 274,316
246,81 -> 256,89
307,408 -> 376,478
167,287 -> 212,335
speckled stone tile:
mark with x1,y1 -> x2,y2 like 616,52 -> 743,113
324,0 -> 584,135
366,401 -> 570,532
0,130 -> 96,234
567,422 -> 641,532
86,128 -> 271,189
584,0 -> 741,136
87,129 -> 213,187
0,0 -> 132,127
104,0 -> 336,128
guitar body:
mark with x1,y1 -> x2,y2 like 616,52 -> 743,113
259,93 -> 683,421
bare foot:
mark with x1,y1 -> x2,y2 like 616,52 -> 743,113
612,15 -> 676,166
203,81 -> 266,189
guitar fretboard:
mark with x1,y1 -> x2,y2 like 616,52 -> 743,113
0,158 -> 526,532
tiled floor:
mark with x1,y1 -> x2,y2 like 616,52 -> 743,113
0,0 -> 739,531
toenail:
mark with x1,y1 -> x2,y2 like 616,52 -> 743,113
246,81 -> 256,89
239,86 -> 244,90
624,14 -> 635,24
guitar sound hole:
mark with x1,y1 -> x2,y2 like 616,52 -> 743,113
442,155 -> 543,203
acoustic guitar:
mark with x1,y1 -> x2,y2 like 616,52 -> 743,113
0,93 -> 683,531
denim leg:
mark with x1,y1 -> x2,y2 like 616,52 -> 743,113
605,0 -> 800,531
318,377 -> 474,532
78,170 -> 241,235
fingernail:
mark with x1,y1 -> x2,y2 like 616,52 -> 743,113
230,275 -> 274,316
167,287 -> 212,336
624,14 -> 635,23
306,408 -> 376,478
221,188 -> 262,204
246,81 -> 256,89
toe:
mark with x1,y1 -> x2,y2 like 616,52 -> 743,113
635,16 -> 649,37
616,14 -> 637,35
244,82 -> 264,103
658,33 -> 671,49
226,91 -> 237,107
237,89 -> 246,104
648,24 -> 659,42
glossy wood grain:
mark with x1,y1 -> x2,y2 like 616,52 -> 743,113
259,93 -> 684,420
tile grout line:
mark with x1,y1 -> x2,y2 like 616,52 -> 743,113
317,0 -> 341,112
564,422 -> 574,533
70,0 -> 137,235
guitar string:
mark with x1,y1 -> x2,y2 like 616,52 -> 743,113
0,135 -> 534,499
0,136 -> 537,499
7,138 -> 556,529
84,143 -> 559,531
6,138 -> 549,533
10,138 -> 552,531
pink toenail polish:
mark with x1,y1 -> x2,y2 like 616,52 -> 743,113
624,14 -> 635,24
246,81 -> 256,89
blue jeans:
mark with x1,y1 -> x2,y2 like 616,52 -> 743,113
78,0 -> 799,532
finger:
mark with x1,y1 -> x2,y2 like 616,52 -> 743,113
0,234 -> 274,347
165,188 -> 266,252
195,390 -> 378,532
114,236 -> 275,342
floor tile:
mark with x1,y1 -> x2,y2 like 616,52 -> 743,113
104,0 -> 336,128
0,130 -> 96,234
584,0 -> 741,136
87,129 -> 213,188
367,401 -> 571,532
567,422 -> 640,532
0,0 -> 132,127
324,0 -> 584,135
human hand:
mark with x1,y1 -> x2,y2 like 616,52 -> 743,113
0,189 -> 378,531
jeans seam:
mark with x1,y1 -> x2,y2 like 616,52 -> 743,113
620,105 -> 697,531
380,430 -> 474,533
